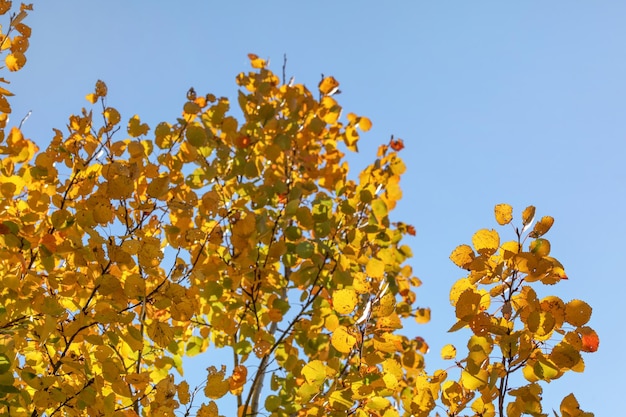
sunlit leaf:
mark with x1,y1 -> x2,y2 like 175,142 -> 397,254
578,327 -> 599,353
450,245 -> 475,269
204,366 -> 230,399
332,288 -> 357,315
522,205 -> 536,227
331,325 -> 357,354
318,76 -> 339,96
494,203 -> 513,225
530,216 -> 554,238
565,299 -> 592,327
472,229 -> 499,255
301,360 -> 327,387
440,344 -> 457,360
5,52 -> 26,71
415,307 -> 430,324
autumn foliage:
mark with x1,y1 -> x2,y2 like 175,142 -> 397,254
0,5 -> 597,417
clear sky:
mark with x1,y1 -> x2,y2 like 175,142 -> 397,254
11,2 -> 625,415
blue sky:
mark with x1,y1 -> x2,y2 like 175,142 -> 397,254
11,2 -> 625,415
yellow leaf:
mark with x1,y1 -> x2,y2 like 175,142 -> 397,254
301,360 -> 327,387
331,325 -> 356,354
358,116 -> 372,131
441,344 -> 457,360
318,76 -> 340,96
204,365 -> 230,399
332,288 -> 357,315
366,257 -> 385,278
5,52 -> 26,71
472,229 -> 499,255
450,244 -> 474,269
375,292 -> 396,317
522,205 -> 536,226
455,289 -> 482,320
530,215 -> 554,238
415,307 -> 430,324
147,321 -> 174,348
529,238 -> 551,257
494,203 -> 513,225
449,278 -> 473,306
123,274 -> 145,299
128,115 -> 150,137
105,107 -> 121,125
147,176 -> 170,200
565,299 -> 592,327
560,394 -> 585,417
247,53 -> 266,69
325,314 -> 339,332
197,402 -> 219,417
460,368 -> 488,390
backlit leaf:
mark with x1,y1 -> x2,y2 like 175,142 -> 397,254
366,257 -> 385,278
332,288 -> 357,315
450,244 -> 474,269
494,203 -> 513,225
301,360 -> 327,387
204,366 -> 229,399
127,115 -> 150,137
530,216 -> 554,238
460,368 -> 488,390
565,299 -> 592,327
415,307 -> 431,324
441,344 -> 457,360
318,76 -> 339,96
472,229 -> 499,255
522,205 -> 536,227
578,327 -> 599,353
5,52 -> 26,71
331,325 -> 356,354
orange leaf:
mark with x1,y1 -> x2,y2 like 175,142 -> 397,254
318,76 -> 340,96
579,327 -> 599,353
390,137 -> 404,151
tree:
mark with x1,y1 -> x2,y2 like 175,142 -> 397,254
0,5 -> 597,417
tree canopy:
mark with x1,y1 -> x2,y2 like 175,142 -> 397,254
0,5 -> 597,417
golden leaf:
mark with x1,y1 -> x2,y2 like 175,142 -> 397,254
366,257 -> 385,278
530,216 -> 554,238
332,288 -> 357,315
127,115 -> 150,137
301,360 -> 327,387
415,307 -> 430,324
358,116 -> 372,131
455,289 -> 482,320
565,299 -> 592,327
450,244 -> 474,269
331,325 -> 356,354
460,368 -> 488,390
318,76 -> 340,96
522,205 -> 536,227
197,402 -> 219,417
177,381 -> 190,405
247,53 -> 266,69
204,366 -> 230,399
5,52 -> 26,71
147,321 -> 174,348
472,229 -> 499,255
441,344 -> 457,360
494,203 -> 513,225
